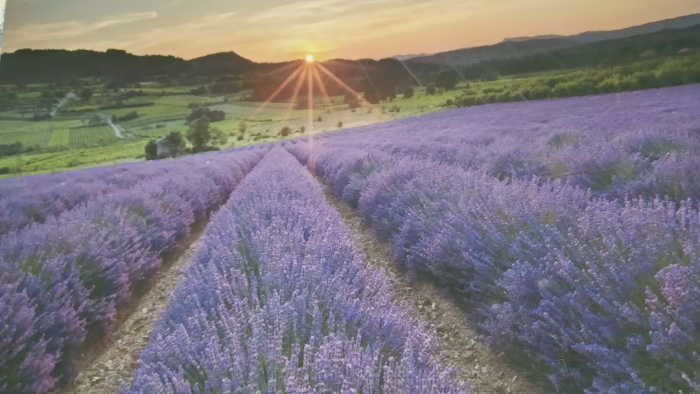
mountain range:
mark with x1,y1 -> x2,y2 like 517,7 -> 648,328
504,13 -> 700,43
406,13 -> 700,66
0,13 -> 698,83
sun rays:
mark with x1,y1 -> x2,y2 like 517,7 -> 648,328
251,54 -> 383,144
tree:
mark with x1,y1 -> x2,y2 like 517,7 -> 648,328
364,89 -> 382,104
187,116 -> 212,148
211,127 -> 228,145
347,98 -> 361,110
81,88 -> 94,102
425,83 -> 437,95
403,86 -> 415,99
279,126 -> 291,137
145,139 -> 158,160
162,132 -> 186,157
435,70 -> 460,90
186,107 -> 225,123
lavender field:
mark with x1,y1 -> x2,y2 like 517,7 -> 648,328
286,84 -> 700,392
0,146 -> 268,392
2,84 -> 700,393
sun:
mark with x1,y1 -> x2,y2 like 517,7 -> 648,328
305,54 -> 315,63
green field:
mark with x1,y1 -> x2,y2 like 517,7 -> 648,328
49,129 -> 70,147
68,125 -> 118,146
1,52 -> 698,177
0,130 -> 53,148
0,142 -> 144,177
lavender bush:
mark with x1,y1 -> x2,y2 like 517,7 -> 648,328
124,147 -> 467,393
0,146 -> 267,393
0,154 -> 263,237
288,85 -> 700,392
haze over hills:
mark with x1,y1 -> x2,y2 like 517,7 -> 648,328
392,53 -> 432,61
408,13 -> 700,66
406,38 -> 578,66
1,13 -> 699,85
504,12 -> 700,43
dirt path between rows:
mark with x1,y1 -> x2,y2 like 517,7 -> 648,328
317,180 -> 544,394
64,221 -> 207,394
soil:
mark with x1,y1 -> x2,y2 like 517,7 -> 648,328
64,222 -> 207,394
61,176 -> 546,394
318,180 -> 545,394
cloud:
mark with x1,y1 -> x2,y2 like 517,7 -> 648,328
95,12 -> 238,57
246,0 -> 344,23
245,0 -> 399,23
6,11 -> 157,43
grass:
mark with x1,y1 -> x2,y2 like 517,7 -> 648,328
49,129 -> 70,147
2,55 -> 698,178
0,142 -> 145,177
0,130 -> 53,148
68,125 -> 118,146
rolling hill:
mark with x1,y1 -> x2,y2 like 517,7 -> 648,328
505,12 -> 700,43
408,13 -> 700,66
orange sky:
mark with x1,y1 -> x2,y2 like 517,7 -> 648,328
2,0 -> 698,61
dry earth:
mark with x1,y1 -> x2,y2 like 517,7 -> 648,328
64,222 -> 208,394
317,180 -> 545,394
63,175 -> 547,394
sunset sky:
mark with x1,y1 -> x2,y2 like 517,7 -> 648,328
2,0 -> 698,62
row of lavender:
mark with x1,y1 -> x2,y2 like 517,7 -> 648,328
124,148 -> 468,393
284,86 -> 700,392
0,156 -> 226,237
0,146 -> 268,393
296,85 -> 700,204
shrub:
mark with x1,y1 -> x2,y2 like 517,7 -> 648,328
186,107 -> 225,123
279,126 -> 291,137
117,111 -> 139,122
435,70 -> 460,90
145,139 -> 158,161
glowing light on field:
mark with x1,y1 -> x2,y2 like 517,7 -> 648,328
252,54 -> 387,149
250,65 -> 305,119
317,63 -> 370,106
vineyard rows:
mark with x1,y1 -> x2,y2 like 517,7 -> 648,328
0,130 -> 52,148
68,125 -> 118,146
49,129 -> 70,147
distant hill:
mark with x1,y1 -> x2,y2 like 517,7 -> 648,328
504,13 -> 700,44
392,53 -> 432,61
0,49 -> 257,82
188,51 -> 257,74
408,13 -> 700,66
0,49 -> 413,102
503,34 -> 565,43
407,24 -> 700,81
407,38 -> 578,66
